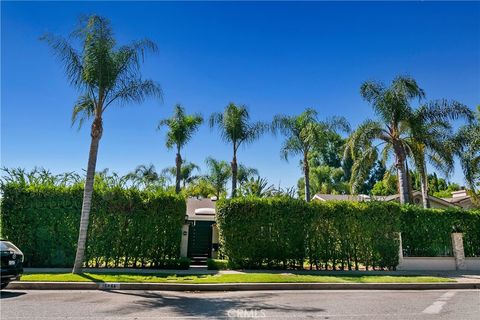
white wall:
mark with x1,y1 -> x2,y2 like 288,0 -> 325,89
397,257 -> 456,271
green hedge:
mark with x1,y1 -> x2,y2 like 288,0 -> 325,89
0,184 -> 186,268
216,198 -> 480,270
216,198 -> 401,270
401,206 -> 480,257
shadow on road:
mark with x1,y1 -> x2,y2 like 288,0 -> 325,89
0,291 -> 26,299
103,290 -> 325,318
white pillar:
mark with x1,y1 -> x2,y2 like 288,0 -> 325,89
451,233 -> 466,271
180,224 -> 189,257
397,232 -> 404,270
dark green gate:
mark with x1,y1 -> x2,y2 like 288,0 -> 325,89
187,221 -> 213,259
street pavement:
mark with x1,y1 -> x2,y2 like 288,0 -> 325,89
1,289 -> 479,319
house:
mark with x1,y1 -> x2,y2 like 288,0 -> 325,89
374,191 -> 456,209
180,197 -> 219,263
441,190 -> 476,210
313,190 -> 458,209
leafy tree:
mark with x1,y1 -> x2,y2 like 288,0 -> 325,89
209,103 -> 268,197
41,15 -> 161,273
158,104 -> 203,193
273,108 -> 349,201
371,172 -> 398,196
308,132 -> 345,168
204,157 -> 231,199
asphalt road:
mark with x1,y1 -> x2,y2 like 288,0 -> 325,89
1,289 -> 479,319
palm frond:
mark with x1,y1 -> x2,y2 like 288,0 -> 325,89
40,33 -> 84,88
71,94 -> 95,129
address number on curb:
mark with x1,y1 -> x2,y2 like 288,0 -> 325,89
99,283 -> 121,290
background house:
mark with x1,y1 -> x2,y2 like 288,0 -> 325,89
441,190 -> 476,209
313,191 -> 460,209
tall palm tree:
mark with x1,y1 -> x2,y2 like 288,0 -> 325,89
162,161 -> 201,188
158,104 -> 203,193
453,106 -> 480,199
272,108 -> 350,201
42,15 -> 161,273
406,100 -> 473,208
209,103 -> 268,197
204,157 -> 231,199
346,76 -> 425,205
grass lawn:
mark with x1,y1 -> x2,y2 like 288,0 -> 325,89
20,272 -> 454,284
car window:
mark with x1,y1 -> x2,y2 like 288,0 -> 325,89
0,241 -> 22,254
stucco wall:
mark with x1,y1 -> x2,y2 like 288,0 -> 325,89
397,257 -> 457,271
465,258 -> 480,271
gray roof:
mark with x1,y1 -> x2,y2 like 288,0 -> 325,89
313,194 -> 370,202
186,198 -> 216,218
314,191 -> 457,207
442,196 -> 471,204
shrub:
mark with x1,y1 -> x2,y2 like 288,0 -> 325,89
207,259 -> 229,270
0,184 -> 186,268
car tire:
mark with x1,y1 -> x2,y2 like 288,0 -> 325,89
1,282 -> 9,290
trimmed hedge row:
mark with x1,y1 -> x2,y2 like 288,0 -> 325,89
401,206 -> 480,257
216,198 -> 401,270
0,184 -> 186,268
216,198 -> 480,270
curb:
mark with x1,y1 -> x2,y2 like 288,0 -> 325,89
8,281 -> 480,291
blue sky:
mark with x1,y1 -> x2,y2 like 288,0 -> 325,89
2,1 -> 479,190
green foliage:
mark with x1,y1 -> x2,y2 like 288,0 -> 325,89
217,198 -> 480,270
0,184 -> 186,268
371,172 -> 398,196
206,259 -> 230,270
41,15 -> 161,126
401,206 -> 480,257
240,177 -> 275,198
216,198 -> 401,270
184,177 -> 217,198
297,165 -> 350,197
158,104 -> 203,151
204,157 -> 231,199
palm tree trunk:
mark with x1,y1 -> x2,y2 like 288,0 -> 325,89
175,151 -> 182,193
393,143 -> 409,205
405,160 -> 414,202
396,161 -> 409,205
231,149 -> 238,198
419,156 -> 430,208
304,151 -> 311,202
73,117 -> 103,274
